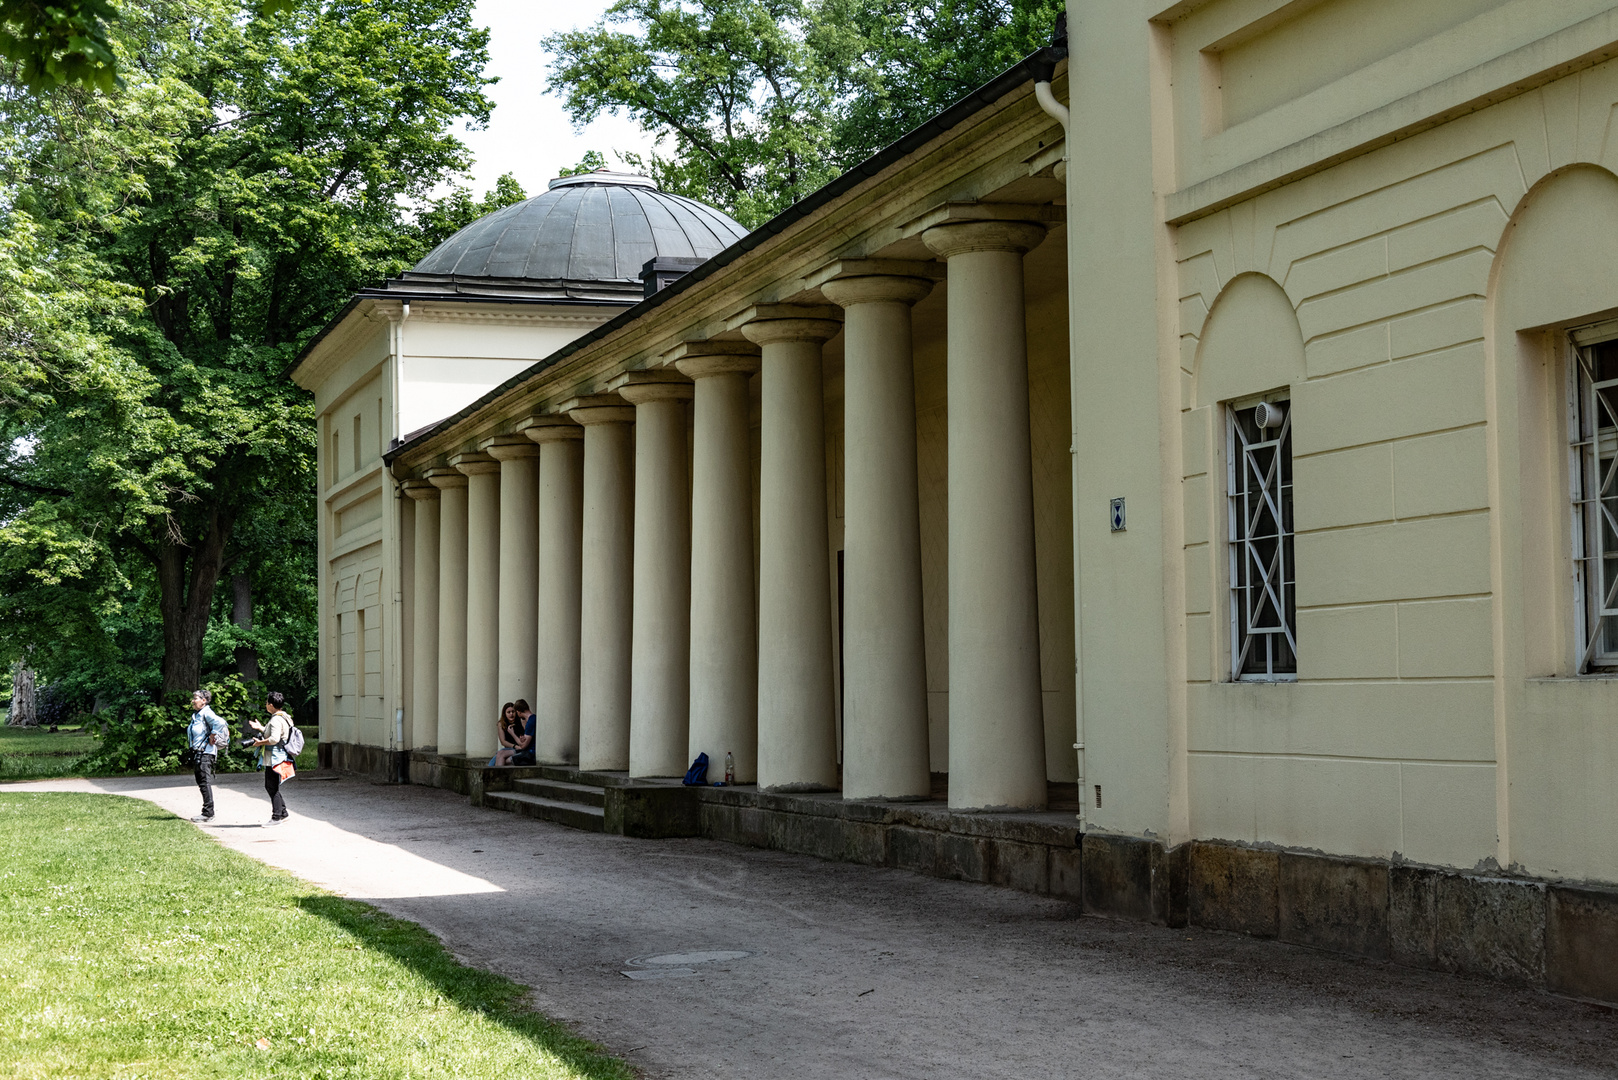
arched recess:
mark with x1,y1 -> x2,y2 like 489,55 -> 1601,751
1193,272 -> 1305,411
1488,163 -> 1618,884
1184,272 -> 1305,667
1491,164 -> 1618,677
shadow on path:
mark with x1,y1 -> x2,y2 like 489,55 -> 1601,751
295,893 -> 633,1080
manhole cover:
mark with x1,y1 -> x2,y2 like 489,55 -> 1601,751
621,949 -> 753,979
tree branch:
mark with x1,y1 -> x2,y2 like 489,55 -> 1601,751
0,474 -> 70,496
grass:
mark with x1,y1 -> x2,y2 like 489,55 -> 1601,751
0,722 -> 321,783
0,792 -> 635,1080
0,726 -> 101,782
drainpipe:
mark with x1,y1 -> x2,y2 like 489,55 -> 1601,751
390,301 -> 410,777
1031,17 -> 1085,832
393,300 -> 410,448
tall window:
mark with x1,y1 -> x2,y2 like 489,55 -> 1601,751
1228,399 -> 1296,680
1571,330 -> 1618,671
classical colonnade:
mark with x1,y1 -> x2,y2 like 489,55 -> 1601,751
401,217 -> 1053,810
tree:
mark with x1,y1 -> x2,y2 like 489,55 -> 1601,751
413,171 -> 527,253
544,0 -> 840,228
0,0 -> 119,92
824,0 -> 1064,162
0,0 -> 296,93
7,662 -> 35,726
0,0 -> 495,701
542,0 -> 1063,227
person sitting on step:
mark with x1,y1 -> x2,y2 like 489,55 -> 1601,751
489,702 -> 519,767
509,699 -> 536,766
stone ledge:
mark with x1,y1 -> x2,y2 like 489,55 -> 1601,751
1080,832 -> 1618,1006
319,740 -> 407,782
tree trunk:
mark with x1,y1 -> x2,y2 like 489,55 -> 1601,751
8,663 -> 36,726
157,509 -> 235,695
231,571 -> 260,683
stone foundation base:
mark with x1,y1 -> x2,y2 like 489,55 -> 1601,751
1082,833 -> 1618,1005
318,740 -> 408,782
695,785 -> 1081,897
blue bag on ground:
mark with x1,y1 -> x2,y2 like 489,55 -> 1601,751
682,752 -> 709,786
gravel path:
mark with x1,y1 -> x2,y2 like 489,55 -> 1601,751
10,773 -> 1617,1079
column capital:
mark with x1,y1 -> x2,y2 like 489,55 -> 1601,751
922,219 -> 1047,259
806,257 -> 942,289
425,466 -> 468,491
401,478 -> 440,501
734,303 -> 842,348
521,415 -> 584,444
820,274 -> 934,308
562,393 -> 635,426
739,308 -> 844,347
612,368 -> 694,405
481,435 -> 541,461
665,339 -> 760,380
450,450 -> 500,476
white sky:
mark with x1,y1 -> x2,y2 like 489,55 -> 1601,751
449,0 -> 659,198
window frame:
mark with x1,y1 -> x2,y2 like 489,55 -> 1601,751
1568,322 -> 1618,672
1226,397 -> 1297,682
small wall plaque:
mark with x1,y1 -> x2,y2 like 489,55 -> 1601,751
1110,497 -> 1126,532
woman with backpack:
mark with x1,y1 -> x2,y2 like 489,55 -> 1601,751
247,691 -> 297,827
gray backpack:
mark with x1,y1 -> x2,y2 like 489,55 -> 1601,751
278,722 -> 305,759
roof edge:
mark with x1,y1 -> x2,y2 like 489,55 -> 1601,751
376,42 -> 1068,464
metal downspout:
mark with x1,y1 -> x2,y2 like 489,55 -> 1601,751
1032,23 -> 1084,833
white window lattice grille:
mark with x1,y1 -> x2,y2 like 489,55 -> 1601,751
1572,336 -> 1618,671
1228,402 -> 1297,680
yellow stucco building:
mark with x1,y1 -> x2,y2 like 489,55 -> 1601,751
291,1 -> 1618,1003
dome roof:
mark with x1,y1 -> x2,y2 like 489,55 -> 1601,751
408,172 -> 747,295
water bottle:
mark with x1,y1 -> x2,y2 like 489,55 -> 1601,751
724,751 -> 735,785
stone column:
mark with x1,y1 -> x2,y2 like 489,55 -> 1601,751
821,273 -> 934,800
741,309 -> 843,791
616,371 -> 695,778
674,343 -> 761,783
526,417 -> 584,764
923,219 -> 1049,810
402,481 -> 440,752
454,451 -> 501,762
486,438 -> 540,712
427,468 -> 469,755
566,394 -> 635,772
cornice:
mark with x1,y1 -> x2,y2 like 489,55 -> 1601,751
386,62 -> 1069,475
407,303 -> 625,328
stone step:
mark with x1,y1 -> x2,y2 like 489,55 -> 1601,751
539,765 -> 633,788
484,791 -> 605,832
513,777 -> 606,808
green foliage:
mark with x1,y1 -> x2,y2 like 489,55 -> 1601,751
0,0 -> 497,708
543,0 -> 1062,227
557,149 -> 607,177
0,1 -> 302,94
74,676 -> 258,776
0,792 -> 636,1078
545,0 -> 840,228
413,170 -> 527,253
827,0 -> 1064,162
0,0 -> 120,93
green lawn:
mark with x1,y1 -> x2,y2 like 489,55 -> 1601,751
0,722 -> 320,782
0,725 -> 101,782
0,792 -> 634,1080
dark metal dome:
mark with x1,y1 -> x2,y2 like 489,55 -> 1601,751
403,172 -> 747,301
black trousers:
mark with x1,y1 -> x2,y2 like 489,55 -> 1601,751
264,766 -> 287,820
193,754 -> 216,817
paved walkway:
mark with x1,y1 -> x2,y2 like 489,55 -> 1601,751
8,773 -> 1617,1079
